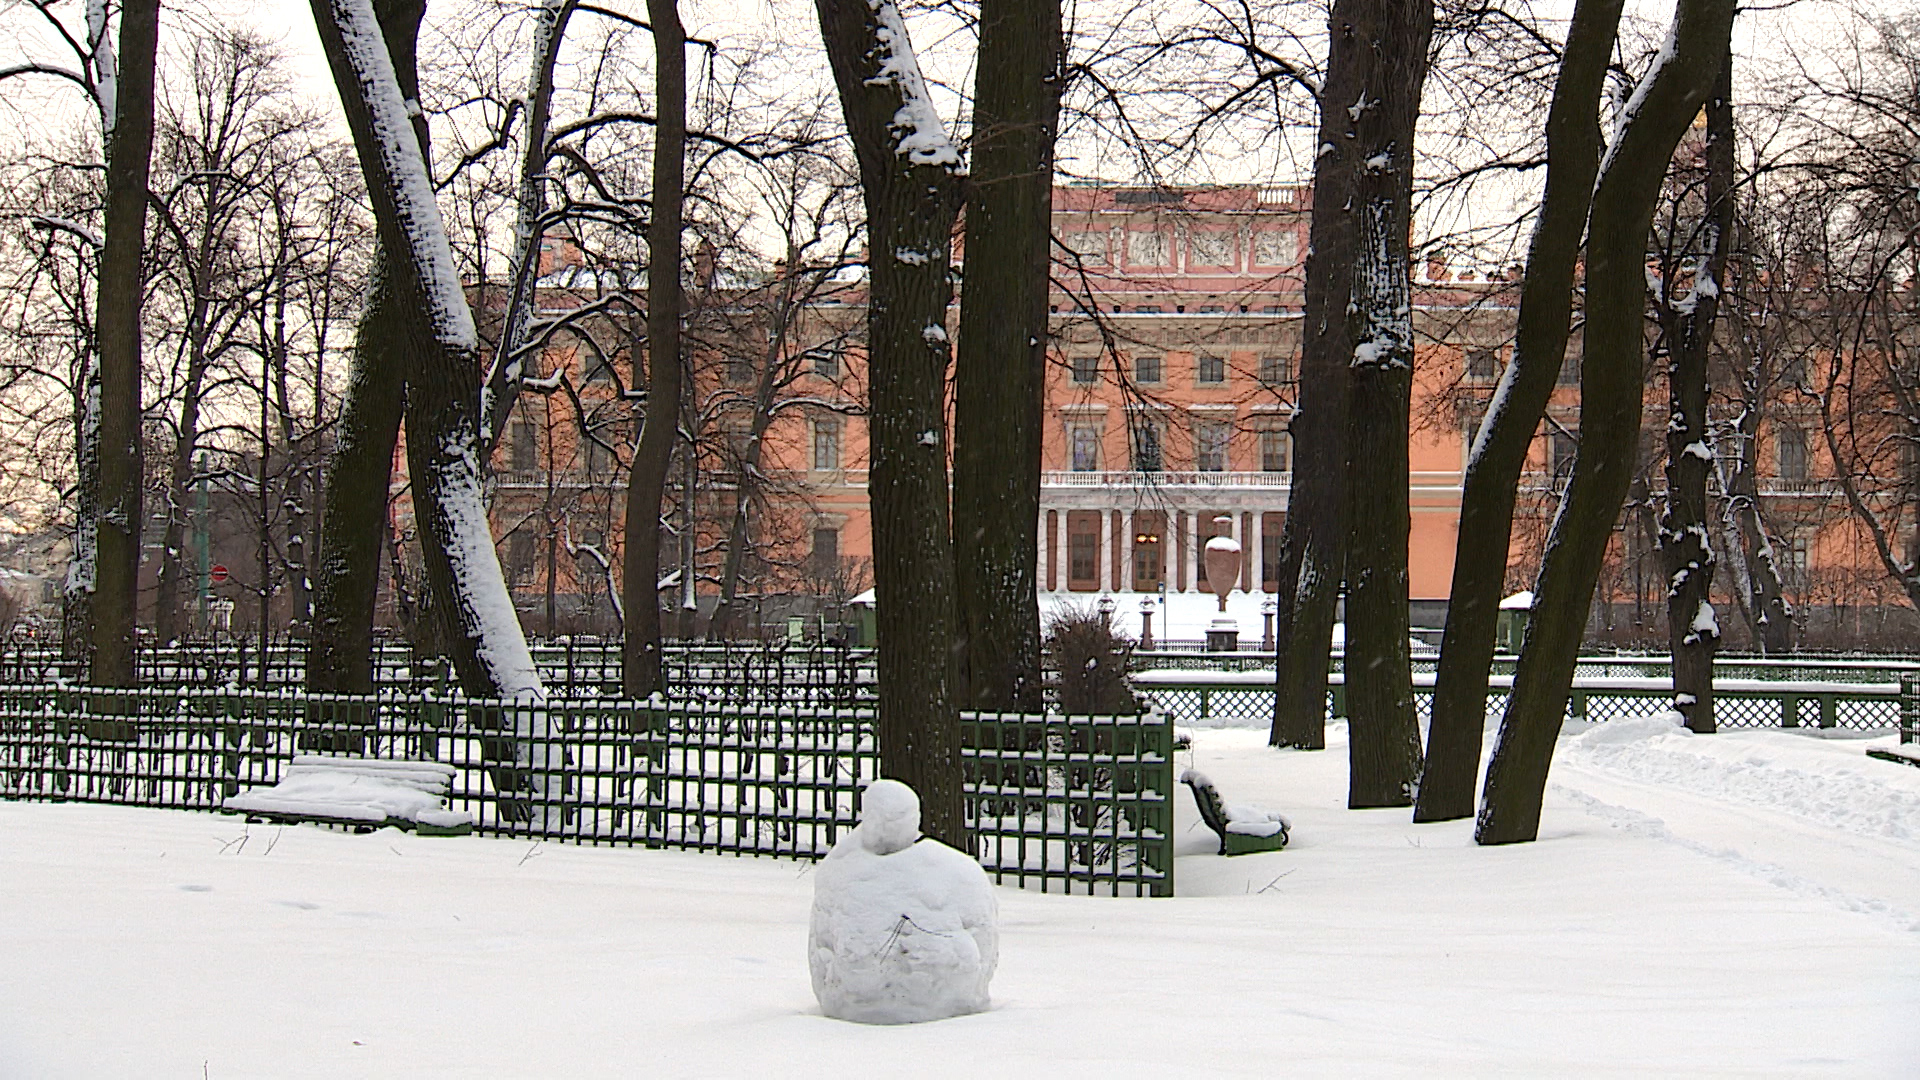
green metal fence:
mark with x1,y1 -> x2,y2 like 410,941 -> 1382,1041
0,686 -> 1170,896
0,640 -> 878,705
1134,669 -> 1911,733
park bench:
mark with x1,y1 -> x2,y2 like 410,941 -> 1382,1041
223,755 -> 474,836
1179,768 -> 1289,856
1865,745 -> 1920,770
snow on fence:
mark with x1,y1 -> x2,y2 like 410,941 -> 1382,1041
1136,668 -> 1918,733
0,641 -> 877,705
0,687 -> 1169,897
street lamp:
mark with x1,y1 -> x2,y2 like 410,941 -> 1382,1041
1139,596 -> 1156,651
1096,593 -> 1115,625
1262,595 -> 1278,651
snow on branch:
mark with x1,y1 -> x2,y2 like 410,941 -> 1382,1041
323,0 -> 477,352
28,216 -> 103,249
864,1 -> 962,170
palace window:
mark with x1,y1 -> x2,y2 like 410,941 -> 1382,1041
1260,429 -> 1290,473
1777,426 -> 1809,482
1069,425 -> 1101,472
511,420 -> 538,473
1131,418 -> 1164,473
1194,419 -> 1230,472
810,527 -> 840,576
812,419 -> 840,471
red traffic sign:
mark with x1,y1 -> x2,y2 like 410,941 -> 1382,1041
210,564 -> 229,584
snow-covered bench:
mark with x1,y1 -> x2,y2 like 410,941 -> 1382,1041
223,755 -> 473,836
1866,744 -> 1920,770
1179,769 -> 1289,856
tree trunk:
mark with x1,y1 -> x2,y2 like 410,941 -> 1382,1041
1657,50 -> 1733,734
307,255 -> 408,693
1416,0 -> 1625,822
1341,0 -> 1432,808
1717,225 -> 1794,657
1269,1 -> 1363,751
306,0 -> 425,696
709,271 -> 794,641
309,0 -> 541,699
951,0 -> 1062,715
89,0 -> 161,689
482,0 -> 571,454
621,0 -> 686,699
155,182 -> 231,646
816,0 -> 966,846
1478,0 -> 1736,846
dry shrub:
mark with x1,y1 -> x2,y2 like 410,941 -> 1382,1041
1046,602 -> 1141,715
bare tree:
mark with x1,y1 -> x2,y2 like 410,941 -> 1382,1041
1417,0 -> 1625,823
814,0 -> 967,845
307,0 -> 541,699
1340,0 -> 1433,808
87,0 -> 160,687
1651,48 -> 1734,733
1479,0 -> 1737,846
951,0 -> 1064,714
620,0 -> 687,699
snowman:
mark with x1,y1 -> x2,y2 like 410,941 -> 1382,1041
808,779 -> 998,1024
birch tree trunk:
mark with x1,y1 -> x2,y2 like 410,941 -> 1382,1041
1478,0 -> 1737,846
621,0 -> 686,699
815,0 -> 967,846
1415,0 -> 1625,822
952,0 -> 1062,715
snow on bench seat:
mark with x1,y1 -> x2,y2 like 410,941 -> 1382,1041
1865,743 -> 1920,769
1179,769 -> 1290,855
223,755 -> 473,835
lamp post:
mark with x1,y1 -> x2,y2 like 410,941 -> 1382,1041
1139,597 -> 1155,651
1096,593 -> 1115,625
1262,595 -> 1277,651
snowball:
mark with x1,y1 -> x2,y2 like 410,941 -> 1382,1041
809,780 -> 998,1025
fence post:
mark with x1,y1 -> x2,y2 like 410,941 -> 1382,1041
1901,673 -> 1918,746
1780,694 -> 1800,729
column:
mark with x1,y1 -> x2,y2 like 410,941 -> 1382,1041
1175,507 -> 1190,591
1250,510 -> 1264,592
1241,510 -> 1254,592
1054,511 -> 1068,593
1098,508 -> 1113,592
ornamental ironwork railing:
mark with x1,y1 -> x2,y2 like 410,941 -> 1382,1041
1134,668 -> 1910,734
0,686 -> 1172,898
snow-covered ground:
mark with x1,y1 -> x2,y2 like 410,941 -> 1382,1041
4,719 -> 1917,1077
